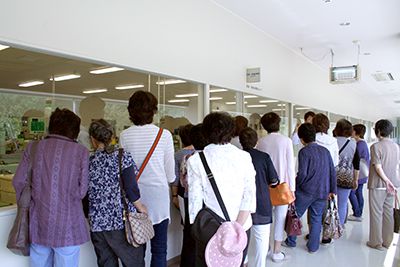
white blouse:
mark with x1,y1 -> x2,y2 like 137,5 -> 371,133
187,143 -> 256,230
256,132 -> 296,192
120,124 -> 175,224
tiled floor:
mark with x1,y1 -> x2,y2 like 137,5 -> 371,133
170,190 -> 400,267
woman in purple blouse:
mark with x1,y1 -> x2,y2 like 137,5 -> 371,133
13,108 -> 89,267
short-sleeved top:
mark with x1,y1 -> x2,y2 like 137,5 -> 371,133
245,148 -> 279,225
174,148 -> 195,197
368,139 -> 400,189
88,148 -> 139,232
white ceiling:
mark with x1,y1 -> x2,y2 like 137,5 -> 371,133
213,0 -> 400,117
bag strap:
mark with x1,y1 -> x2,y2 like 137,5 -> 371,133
28,141 -> 39,187
136,128 -> 163,181
339,140 -> 350,155
118,148 -> 129,214
199,151 -> 230,221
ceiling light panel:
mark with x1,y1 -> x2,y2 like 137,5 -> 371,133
168,99 -> 190,103
210,97 -> 223,101
175,93 -> 198,98
156,79 -> 186,85
259,100 -> 279,103
0,44 -> 10,51
210,88 -> 228,93
90,66 -> 124,74
83,89 -> 108,94
19,80 -> 44,87
295,107 -> 311,110
244,95 -> 258,99
247,104 -> 267,108
50,74 -> 81,82
225,102 -> 236,105
115,84 -> 145,90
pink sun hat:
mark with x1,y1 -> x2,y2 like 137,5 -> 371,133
205,221 -> 248,267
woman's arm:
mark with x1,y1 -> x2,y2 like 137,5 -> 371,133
187,156 -> 204,224
164,131 -> 176,184
375,164 -> 396,194
79,148 -> 89,199
12,142 -> 32,200
237,154 -> 256,225
352,149 -> 361,189
286,140 -> 296,192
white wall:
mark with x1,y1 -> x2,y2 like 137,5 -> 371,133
0,0 -> 391,121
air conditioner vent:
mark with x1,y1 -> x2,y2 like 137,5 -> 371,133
372,72 -> 394,82
394,100 -> 400,104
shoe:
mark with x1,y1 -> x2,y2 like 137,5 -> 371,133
321,238 -> 334,246
271,252 -> 291,263
348,215 -> 363,222
308,249 -> 317,254
305,234 -> 310,240
367,241 -> 385,251
282,240 -> 295,248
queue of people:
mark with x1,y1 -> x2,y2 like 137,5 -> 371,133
10,90 -> 400,267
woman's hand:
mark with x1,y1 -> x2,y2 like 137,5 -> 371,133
134,201 -> 148,214
172,196 -> 180,210
386,180 -> 396,195
352,180 -> 358,190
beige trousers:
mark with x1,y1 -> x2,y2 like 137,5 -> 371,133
368,189 -> 394,247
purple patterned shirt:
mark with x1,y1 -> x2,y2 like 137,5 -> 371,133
13,134 -> 90,247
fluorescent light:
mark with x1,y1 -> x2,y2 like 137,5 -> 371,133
83,89 -> 108,94
247,104 -> 267,108
210,88 -> 228,93
168,99 -> 190,103
175,93 -> 198,98
90,66 -> 124,74
277,104 -> 286,107
296,113 -> 301,115
259,100 -> 279,103
115,84 -> 145,90
295,107 -> 311,110
244,95 -> 258,99
244,101 -> 248,104
0,44 -> 9,51
272,108 -> 284,112
156,79 -> 186,85
210,97 -> 223,101
19,80 -> 44,87
50,74 -> 81,82
225,102 -> 236,105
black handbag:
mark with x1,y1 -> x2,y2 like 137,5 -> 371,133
191,152 -> 230,246
394,196 -> 400,233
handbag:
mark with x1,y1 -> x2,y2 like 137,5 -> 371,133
322,197 -> 343,239
269,182 -> 294,206
359,158 -> 369,179
191,151 -> 230,245
336,140 -> 354,189
285,202 -> 302,236
7,141 -> 38,256
394,196 -> 400,233
118,128 -> 162,247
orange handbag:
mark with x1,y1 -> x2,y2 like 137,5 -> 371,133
269,182 -> 294,206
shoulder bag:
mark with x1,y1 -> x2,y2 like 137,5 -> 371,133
119,128 -> 162,247
269,182 -> 295,206
7,141 -> 38,256
394,195 -> 400,233
191,151 -> 231,246
336,139 -> 354,188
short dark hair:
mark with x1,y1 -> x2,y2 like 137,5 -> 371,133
48,108 -> 80,140
89,119 -> 114,145
190,124 -> 208,150
178,124 -> 193,147
304,111 -> 316,121
334,119 -> 353,137
375,119 -> 393,137
298,123 -> 316,143
202,112 -> 234,144
312,113 -> 330,134
234,116 -> 248,137
261,112 -> 281,133
353,124 -> 366,139
128,91 -> 158,125
239,127 -> 258,150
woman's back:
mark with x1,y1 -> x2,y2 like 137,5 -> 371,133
13,135 -> 89,247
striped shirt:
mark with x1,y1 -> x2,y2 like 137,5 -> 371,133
120,124 -> 175,224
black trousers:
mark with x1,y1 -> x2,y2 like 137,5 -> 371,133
180,197 -> 196,267
91,229 -> 145,267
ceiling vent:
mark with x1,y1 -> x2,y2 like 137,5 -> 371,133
372,72 -> 394,82
394,100 -> 400,104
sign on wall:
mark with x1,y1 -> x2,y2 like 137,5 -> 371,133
246,68 -> 261,83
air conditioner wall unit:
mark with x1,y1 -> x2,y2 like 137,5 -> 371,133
329,65 -> 360,84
